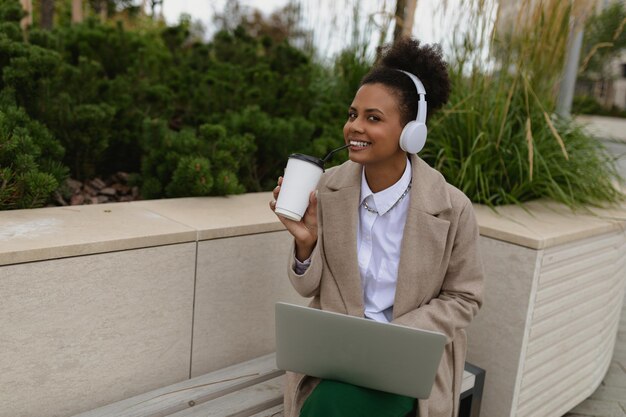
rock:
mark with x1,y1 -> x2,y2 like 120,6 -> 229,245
99,187 -> 117,197
114,171 -> 130,182
83,185 -> 97,196
65,178 -> 83,192
112,184 -> 130,194
90,178 -> 106,190
57,173 -> 142,207
70,194 -> 85,205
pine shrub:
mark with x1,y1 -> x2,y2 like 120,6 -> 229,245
139,119 -> 254,198
0,105 -> 67,209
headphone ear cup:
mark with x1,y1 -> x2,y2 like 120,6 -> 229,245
399,121 -> 428,154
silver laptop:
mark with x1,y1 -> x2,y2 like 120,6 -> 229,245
275,302 -> 446,399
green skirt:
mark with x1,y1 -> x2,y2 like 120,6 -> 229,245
300,380 -> 417,417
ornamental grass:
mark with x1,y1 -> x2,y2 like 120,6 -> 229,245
422,0 -> 624,207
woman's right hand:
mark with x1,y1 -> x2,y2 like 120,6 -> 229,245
269,176 -> 318,261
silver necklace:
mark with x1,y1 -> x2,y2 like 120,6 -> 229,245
361,179 -> 412,215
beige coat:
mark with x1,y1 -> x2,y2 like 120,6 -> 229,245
283,154 -> 484,417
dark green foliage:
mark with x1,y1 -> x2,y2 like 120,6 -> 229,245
0,104 -> 67,209
139,119 -> 254,198
572,95 -> 626,118
167,156 -> 214,197
222,105 -> 315,191
0,0 -> 362,208
0,0 -> 370,208
0,0 -> 22,23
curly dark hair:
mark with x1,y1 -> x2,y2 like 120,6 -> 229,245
361,37 -> 451,125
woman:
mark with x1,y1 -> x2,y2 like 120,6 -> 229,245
270,37 -> 484,417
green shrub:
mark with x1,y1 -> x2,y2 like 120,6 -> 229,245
0,105 -> 67,209
0,0 -> 23,23
139,119 -> 254,199
166,156 -> 214,197
572,95 -> 606,116
572,95 -> 626,118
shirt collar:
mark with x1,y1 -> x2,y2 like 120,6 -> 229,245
360,158 -> 412,216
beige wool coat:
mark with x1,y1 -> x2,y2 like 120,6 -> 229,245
283,154 -> 484,417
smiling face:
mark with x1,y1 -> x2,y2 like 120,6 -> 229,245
343,83 -> 406,170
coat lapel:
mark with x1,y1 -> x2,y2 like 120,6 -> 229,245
320,162 -> 364,317
393,155 -> 452,319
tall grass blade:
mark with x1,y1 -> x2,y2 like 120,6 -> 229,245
543,112 -> 569,160
525,117 -> 534,181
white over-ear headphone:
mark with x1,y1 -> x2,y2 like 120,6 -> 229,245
397,69 -> 427,154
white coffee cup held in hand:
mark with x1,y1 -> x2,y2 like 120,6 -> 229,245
274,154 -> 324,222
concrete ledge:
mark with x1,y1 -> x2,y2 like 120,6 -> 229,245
0,203 -> 197,266
1,192 -> 625,265
0,193 -> 284,266
474,199 -> 626,250
132,193 -> 286,241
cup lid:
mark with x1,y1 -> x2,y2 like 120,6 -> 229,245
288,153 -> 325,170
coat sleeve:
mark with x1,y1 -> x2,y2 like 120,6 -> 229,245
286,238 -> 323,298
285,193 -> 325,298
392,200 -> 484,344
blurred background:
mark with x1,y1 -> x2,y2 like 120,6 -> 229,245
1,0 -> 624,210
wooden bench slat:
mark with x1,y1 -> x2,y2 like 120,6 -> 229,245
461,369 -> 476,394
72,354 -> 280,417
247,404 -> 284,417
167,376 -> 283,417
75,353 -> 481,417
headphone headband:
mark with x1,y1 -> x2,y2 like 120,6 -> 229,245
396,69 -> 427,124
396,69 -> 426,96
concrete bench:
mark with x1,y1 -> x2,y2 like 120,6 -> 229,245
73,353 -> 485,417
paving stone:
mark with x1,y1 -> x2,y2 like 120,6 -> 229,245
569,399 -> 626,417
613,347 -> 626,363
590,385 -> 626,402
602,363 -> 626,388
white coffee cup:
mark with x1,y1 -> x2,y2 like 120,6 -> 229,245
275,154 -> 324,222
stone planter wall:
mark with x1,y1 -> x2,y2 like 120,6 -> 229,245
1,194 -> 624,417
469,199 -> 626,417
0,194 -> 306,417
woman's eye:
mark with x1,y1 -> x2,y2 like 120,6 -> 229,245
367,115 -> 380,122
348,112 -> 357,120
